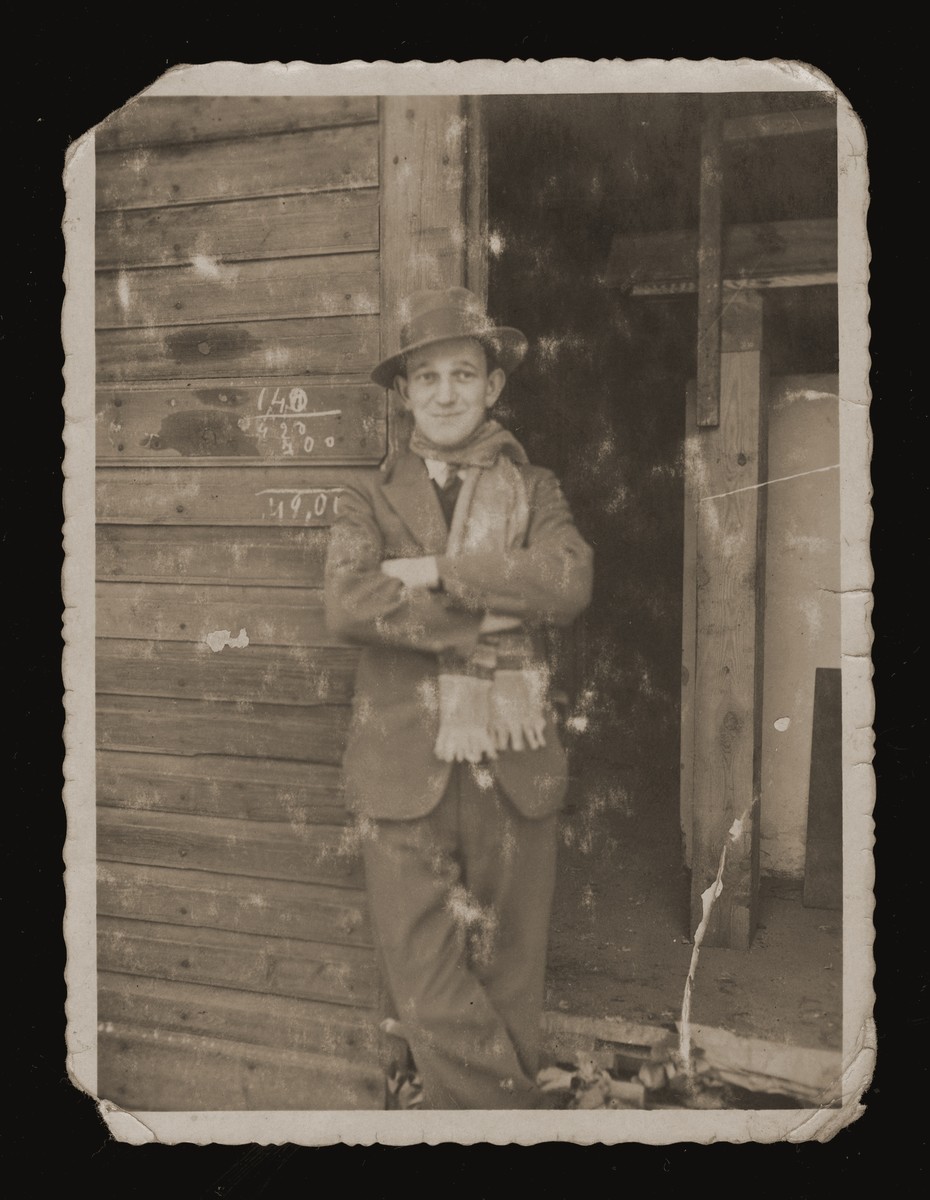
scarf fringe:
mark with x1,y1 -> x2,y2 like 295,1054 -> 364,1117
410,424 -> 549,764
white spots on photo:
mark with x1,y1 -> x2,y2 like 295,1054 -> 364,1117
227,539 -> 249,568
335,821 -> 365,860
447,221 -> 466,251
535,330 -> 587,365
116,270 -> 132,311
190,254 -> 224,280
784,530 -> 830,555
444,113 -> 466,149
800,596 -> 824,637
604,483 -> 630,515
416,677 -> 439,715
637,663 -> 659,701
263,346 -> 292,371
279,791 -> 311,830
395,293 -> 413,328
497,821 -> 518,865
472,765 -> 495,792
445,883 -> 499,967
585,776 -> 634,820
566,685 -> 599,736
312,666 -> 332,703
125,148 -> 151,176
352,815 -> 379,848
593,434 -> 617,467
773,387 -> 836,414
774,717 -> 791,732
487,229 -> 506,258
204,628 -> 249,653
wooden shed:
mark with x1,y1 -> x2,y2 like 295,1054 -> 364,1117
94,91 -> 842,1111
95,95 -> 488,1110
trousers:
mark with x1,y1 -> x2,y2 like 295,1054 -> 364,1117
360,762 -> 558,1109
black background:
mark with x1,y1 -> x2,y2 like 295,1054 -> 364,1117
6,15 -> 921,1193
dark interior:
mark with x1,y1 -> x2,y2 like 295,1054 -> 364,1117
484,93 -> 839,1011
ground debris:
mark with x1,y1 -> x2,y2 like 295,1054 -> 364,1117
536,1046 -> 811,1110
536,1059 -> 648,1110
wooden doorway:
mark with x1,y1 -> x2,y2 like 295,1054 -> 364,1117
483,91 -> 839,1022
484,95 -> 694,1020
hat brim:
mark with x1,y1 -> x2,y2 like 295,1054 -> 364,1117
370,327 -> 528,390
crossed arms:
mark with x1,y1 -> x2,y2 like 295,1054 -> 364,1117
324,470 -> 594,657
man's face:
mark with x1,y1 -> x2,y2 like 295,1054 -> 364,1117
396,337 -> 505,449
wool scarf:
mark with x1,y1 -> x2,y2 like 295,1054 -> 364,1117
409,420 -> 550,764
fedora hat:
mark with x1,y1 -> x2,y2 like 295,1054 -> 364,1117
371,287 -> 528,389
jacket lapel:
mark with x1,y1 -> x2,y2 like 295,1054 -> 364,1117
381,452 -> 450,556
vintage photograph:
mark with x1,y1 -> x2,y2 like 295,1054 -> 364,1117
63,60 -> 873,1143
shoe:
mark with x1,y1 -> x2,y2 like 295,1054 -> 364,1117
385,1061 -> 424,1110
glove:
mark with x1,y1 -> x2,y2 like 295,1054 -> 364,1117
490,667 -> 550,752
433,673 -> 498,764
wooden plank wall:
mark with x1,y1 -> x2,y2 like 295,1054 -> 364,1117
95,96 -> 389,1111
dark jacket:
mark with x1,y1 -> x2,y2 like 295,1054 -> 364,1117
324,450 -> 593,819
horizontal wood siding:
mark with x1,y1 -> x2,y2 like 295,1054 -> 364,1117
97,695 -> 349,771
97,314 -> 380,386
97,752 -> 347,822
96,640 -> 359,705
95,583 -> 330,645
95,95 -> 379,150
98,866 -> 369,943
96,189 -> 379,269
98,973 -> 378,1057
95,95 -> 386,1110
98,918 -> 378,1008
97,525 -> 331,585
97,1024 -> 383,1112
96,253 -> 380,329
96,466 -> 370,524
96,384 -> 386,465
96,123 -> 378,209
97,809 -> 363,886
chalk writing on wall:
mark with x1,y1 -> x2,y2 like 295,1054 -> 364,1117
256,487 -> 346,525
98,384 -> 386,462
238,387 -> 341,457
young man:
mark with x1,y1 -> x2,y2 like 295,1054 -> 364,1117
324,287 -> 593,1109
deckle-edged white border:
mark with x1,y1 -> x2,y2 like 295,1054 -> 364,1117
62,56 -> 873,1146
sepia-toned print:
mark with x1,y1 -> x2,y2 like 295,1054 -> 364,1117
62,59 -> 873,1145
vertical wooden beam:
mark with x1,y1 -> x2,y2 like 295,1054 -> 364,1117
380,96 -> 469,453
690,289 -> 767,949
680,381 -> 698,868
464,96 -> 489,304
696,97 -> 724,428
374,95 -> 470,1082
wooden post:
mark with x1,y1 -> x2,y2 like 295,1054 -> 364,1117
680,382 -> 698,868
464,96 -> 489,304
380,95 -> 469,453
375,94 -> 471,1082
696,97 -> 723,428
690,289 -> 767,949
